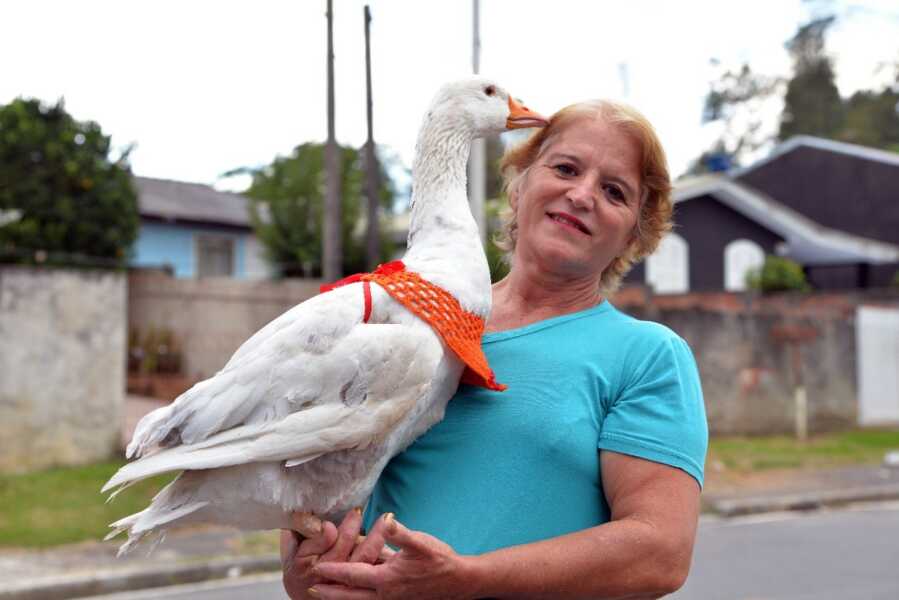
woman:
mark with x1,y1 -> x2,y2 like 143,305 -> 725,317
282,99 -> 708,599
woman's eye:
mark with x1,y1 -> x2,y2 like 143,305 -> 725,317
603,184 -> 626,202
553,164 -> 576,176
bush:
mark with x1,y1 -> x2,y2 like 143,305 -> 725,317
746,255 -> 810,292
0,98 -> 138,268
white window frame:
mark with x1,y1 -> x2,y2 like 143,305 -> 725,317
724,239 -> 765,292
194,233 -> 236,278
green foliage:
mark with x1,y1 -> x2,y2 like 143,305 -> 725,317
485,197 -> 510,283
128,327 -> 182,374
778,16 -> 844,141
746,255 -> 811,293
0,461 -> 176,548
237,143 -> 395,277
0,98 -> 138,268
838,88 -> 899,148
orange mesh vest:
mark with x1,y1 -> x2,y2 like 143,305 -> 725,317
320,261 -> 506,392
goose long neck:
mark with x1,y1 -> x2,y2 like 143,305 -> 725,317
407,116 -> 477,247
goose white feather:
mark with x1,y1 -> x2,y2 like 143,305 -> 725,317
103,77 -> 546,554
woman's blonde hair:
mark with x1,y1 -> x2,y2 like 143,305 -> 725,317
496,99 -> 673,295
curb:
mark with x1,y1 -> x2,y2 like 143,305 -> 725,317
707,483 -> 899,517
1,554 -> 280,600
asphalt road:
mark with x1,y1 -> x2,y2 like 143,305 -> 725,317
89,502 -> 899,600
672,501 -> 899,600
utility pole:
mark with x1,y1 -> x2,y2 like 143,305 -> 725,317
468,0 -> 487,246
363,5 -> 381,270
324,0 -> 342,280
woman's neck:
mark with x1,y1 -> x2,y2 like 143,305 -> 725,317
487,262 -> 603,332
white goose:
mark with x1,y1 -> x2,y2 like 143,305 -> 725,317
103,77 -> 547,554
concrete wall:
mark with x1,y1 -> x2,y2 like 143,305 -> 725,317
128,271 -> 321,381
126,270 -> 899,436
612,286 -> 899,435
0,266 -> 126,474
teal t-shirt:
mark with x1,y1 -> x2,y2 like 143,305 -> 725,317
363,301 -> 707,555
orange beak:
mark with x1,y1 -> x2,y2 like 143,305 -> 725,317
506,96 -> 549,129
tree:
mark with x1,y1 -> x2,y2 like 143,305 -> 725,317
234,142 -> 395,278
0,98 -> 139,267
838,87 -> 899,152
692,14 -> 899,175
778,16 -> 844,140
687,63 -> 783,174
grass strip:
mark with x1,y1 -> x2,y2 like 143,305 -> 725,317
709,428 -> 899,472
0,460 -> 175,548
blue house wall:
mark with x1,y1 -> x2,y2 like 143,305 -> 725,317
132,221 -> 247,278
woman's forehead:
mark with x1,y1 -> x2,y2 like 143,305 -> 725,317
540,119 -> 641,170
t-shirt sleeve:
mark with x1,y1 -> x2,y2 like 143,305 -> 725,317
597,332 -> 708,487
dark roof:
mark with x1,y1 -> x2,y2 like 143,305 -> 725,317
134,176 -> 252,228
732,136 -> 899,245
675,175 -> 899,265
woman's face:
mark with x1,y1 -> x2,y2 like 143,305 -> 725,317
511,117 -> 642,281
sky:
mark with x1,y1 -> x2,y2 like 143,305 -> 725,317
2,0 -> 898,197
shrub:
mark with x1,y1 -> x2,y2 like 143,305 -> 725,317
746,255 -> 810,292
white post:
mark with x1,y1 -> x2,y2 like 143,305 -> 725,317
795,385 -> 808,442
468,0 -> 487,246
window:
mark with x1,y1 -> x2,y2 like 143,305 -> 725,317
724,239 -> 764,291
196,235 -> 235,277
646,232 -> 689,294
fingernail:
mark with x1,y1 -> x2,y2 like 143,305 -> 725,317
384,512 -> 395,527
307,586 -> 320,598
354,506 -> 363,515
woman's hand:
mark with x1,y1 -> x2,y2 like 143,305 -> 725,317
281,509 -> 395,600
310,514 -> 477,600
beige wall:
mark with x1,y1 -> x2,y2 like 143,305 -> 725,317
128,271 -> 321,381
612,286 -> 899,435
0,266 -> 126,473
126,271 -> 899,436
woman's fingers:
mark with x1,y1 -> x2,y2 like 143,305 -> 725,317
280,529 -> 301,569
377,546 -> 397,563
349,512 -> 390,564
381,514 -> 434,556
291,512 -> 324,538
320,507 -> 363,563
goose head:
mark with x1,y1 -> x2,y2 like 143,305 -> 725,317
425,77 -> 548,139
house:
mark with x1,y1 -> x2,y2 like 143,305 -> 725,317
629,136 -> 899,293
131,176 -> 272,279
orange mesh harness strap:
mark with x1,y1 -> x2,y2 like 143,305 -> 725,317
320,261 -> 506,392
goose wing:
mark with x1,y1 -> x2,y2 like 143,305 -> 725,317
105,320 -> 442,492
126,283 -> 378,459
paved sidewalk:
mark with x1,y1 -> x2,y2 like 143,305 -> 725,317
0,527 -> 281,600
2,395 -> 897,599
703,464 -> 899,516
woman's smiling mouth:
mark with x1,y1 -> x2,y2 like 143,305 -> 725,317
547,211 -> 591,235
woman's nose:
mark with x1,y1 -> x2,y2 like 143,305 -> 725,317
567,182 -> 596,210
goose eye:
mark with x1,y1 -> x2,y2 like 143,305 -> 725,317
484,85 -> 496,96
